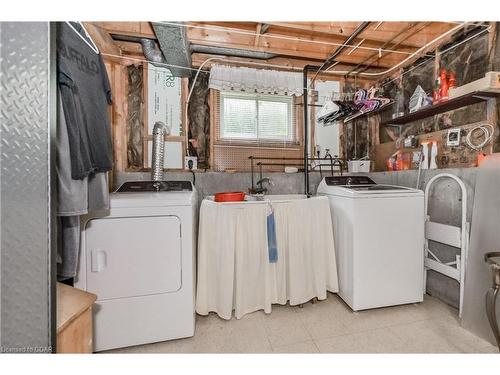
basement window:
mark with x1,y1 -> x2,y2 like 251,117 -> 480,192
220,92 -> 295,143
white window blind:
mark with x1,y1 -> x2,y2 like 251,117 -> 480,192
220,92 -> 294,142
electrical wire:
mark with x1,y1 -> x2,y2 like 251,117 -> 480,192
379,25 -> 492,90
328,22 -> 474,78
465,122 -> 495,151
157,21 -> 435,57
416,145 -> 424,190
191,170 -> 196,186
101,22 -> 489,88
102,20 -> 489,97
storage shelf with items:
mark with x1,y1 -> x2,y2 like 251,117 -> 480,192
380,91 -> 499,126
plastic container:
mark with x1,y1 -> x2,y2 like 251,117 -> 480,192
347,160 -> 371,173
214,192 -> 246,202
439,69 -> 449,102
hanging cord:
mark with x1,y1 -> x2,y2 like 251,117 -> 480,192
380,25 -> 491,89
465,122 -> 495,151
416,146 -> 424,189
158,21 -> 432,57
100,24 -> 490,92
185,57 -> 221,155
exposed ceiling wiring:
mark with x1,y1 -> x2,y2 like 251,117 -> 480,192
379,25 -> 491,89
156,21 -> 442,57
332,22 -> 475,78
101,20 -> 490,94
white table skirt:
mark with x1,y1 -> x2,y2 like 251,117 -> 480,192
196,196 -> 338,319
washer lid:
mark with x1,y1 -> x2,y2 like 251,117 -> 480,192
317,177 -> 423,198
116,180 -> 192,192
110,181 -> 196,208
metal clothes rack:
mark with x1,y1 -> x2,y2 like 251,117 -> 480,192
248,155 -> 344,195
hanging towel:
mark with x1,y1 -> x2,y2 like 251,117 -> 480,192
57,216 -> 81,280
267,210 -> 278,263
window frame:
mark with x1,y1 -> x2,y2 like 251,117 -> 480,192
219,91 -> 295,143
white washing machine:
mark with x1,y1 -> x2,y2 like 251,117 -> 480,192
317,176 -> 424,311
75,180 -> 197,352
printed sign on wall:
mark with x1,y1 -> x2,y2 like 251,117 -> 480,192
147,141 -> 183,169
147,63 -> 182,136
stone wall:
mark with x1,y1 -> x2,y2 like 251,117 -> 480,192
345,24 -> 499,166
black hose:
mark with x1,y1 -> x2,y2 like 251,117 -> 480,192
191,171 -> 196,186
188,159 -> 195,187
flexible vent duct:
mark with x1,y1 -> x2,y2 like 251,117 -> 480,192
140,39 -> 166,65
151,121 -> 170,182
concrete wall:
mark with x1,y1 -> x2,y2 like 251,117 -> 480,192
116,167 -> 475,309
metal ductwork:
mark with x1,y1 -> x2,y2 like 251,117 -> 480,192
190,44 -> 278,60
151,22 -> 192,77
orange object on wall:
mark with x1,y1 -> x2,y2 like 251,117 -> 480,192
477,152 -> 487,166
439,69 -> 449,102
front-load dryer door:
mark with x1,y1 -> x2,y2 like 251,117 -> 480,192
84,215 -> 182,300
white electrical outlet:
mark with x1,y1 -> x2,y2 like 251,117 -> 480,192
184,156 -> 198,170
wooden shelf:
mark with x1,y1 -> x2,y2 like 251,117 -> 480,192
380,91 -> 499,126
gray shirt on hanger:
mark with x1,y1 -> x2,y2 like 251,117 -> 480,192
57,22 -> 113,179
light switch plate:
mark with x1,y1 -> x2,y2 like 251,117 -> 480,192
447,128 -> 461,147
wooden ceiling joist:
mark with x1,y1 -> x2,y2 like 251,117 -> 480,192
93,21 -> 463,78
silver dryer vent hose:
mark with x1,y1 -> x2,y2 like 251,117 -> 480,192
151,121 -> 170,182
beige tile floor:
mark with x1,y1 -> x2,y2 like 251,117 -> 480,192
107,294 -> 498,354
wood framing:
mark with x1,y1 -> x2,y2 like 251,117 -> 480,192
89,21 -> 490,175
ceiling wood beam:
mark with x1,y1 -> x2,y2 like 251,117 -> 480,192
264,22 -> 456,49
83,22 -> 121,55
93,21 -> 155,38
354,22 -> 434,75
254,23 -> 263,46
191,52 -> 382,78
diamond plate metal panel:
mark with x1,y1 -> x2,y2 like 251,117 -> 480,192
0,22 -> 52,352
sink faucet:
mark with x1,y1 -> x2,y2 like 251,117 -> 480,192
250,177 -> 274,195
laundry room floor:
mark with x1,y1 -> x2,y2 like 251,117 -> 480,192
106,294 -> 498,354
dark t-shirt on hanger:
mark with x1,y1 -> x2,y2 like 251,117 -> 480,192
57,22 -> 113,179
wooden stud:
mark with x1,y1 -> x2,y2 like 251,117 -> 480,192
209,89 -> 216,169
142,62 -> 149,169
82,22 -> 121,55
181,77 -> 190,158
254,23 -> 263,46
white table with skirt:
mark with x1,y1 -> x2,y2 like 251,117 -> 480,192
196,195 -> 339,319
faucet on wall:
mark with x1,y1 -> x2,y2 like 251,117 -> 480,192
253,177 -> 274,195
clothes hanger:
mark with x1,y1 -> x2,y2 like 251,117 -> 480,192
65,21 -> 99,54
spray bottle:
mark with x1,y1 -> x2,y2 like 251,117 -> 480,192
421,142 -> 429,170
429,141 -> 438,169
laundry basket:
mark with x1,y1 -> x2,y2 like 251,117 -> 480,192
347,160 -> 371,173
